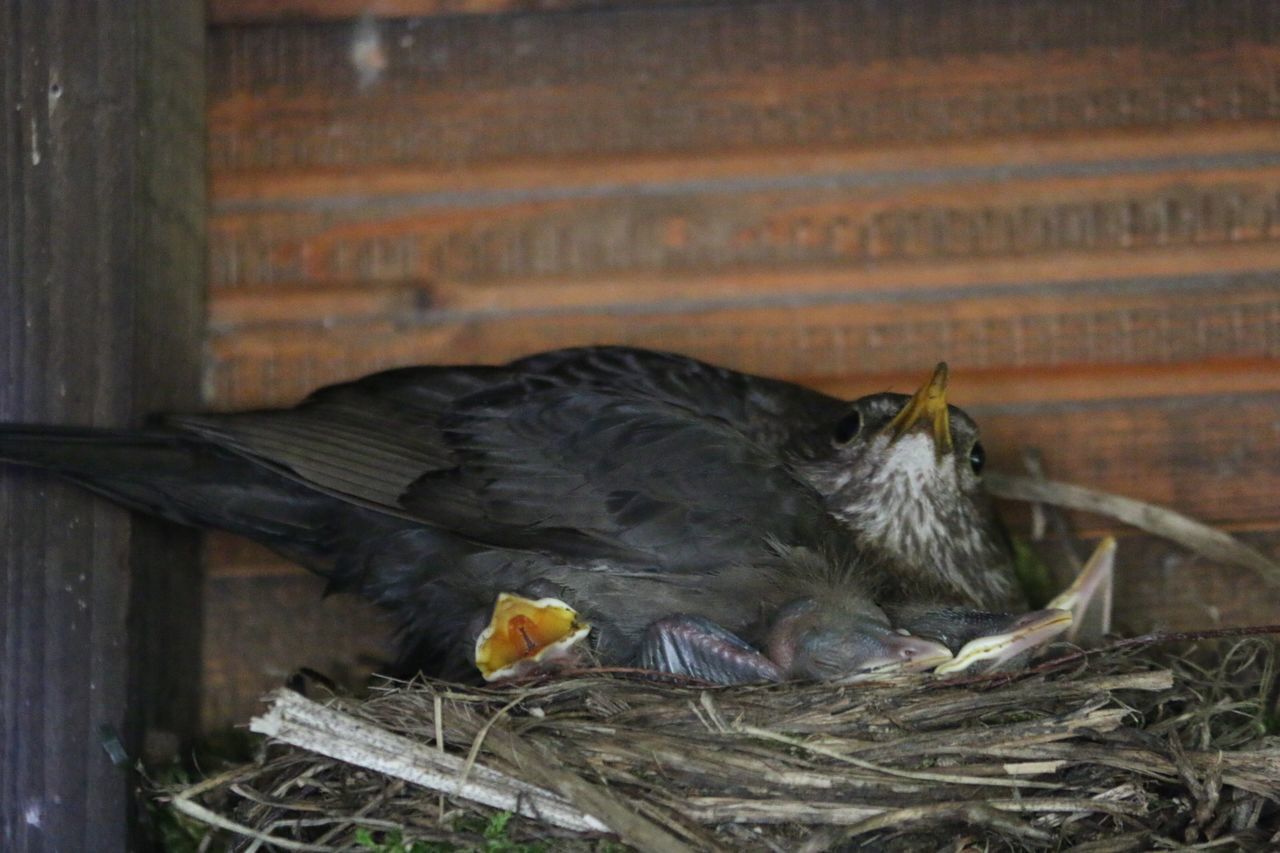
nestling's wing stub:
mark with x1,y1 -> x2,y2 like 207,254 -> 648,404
637,615 -> 786,684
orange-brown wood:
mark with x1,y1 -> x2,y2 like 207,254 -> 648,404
809,360 -> 1280,409
207,242 -> 1280,328
207,3 -> 1280,172
210,125 -> 1280,205
201,570 -> 393,730
205,282 -> 1280,409
209,166 -> 1280,291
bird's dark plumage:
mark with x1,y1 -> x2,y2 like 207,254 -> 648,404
514,347 -> 1022,610
0,346 -> 1024,682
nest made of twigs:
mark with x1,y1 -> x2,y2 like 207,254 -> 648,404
167,630 -> 1280,852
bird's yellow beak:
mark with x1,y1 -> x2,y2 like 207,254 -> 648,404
885,362 -> 953,455
474,592 -> 591,681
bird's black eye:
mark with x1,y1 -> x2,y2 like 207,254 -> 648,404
968,442 -> 986,475
832,410 -> 863,444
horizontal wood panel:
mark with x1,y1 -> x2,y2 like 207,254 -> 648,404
206,244 -> 1280,326
210,124 -> 1280,203
210,157 -> 1280,290
198,526 -> 1280,730
975,391 -> 1280,530
208,0 -> 1280,37
209,0 -> 686,24
209,2 -> 1280,173
206,278 -> 1280,408
809,360 -> 1280,409
1109,532 -> 1280,631
210,2 -> 1280,94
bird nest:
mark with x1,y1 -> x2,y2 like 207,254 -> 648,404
167,631 -> 1280,852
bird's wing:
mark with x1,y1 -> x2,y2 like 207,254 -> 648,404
510,346 -> 849,446
398,382 -> 839,570
168,365 -> 511,513
171,356 -> 844,571
171,349 -> 850,523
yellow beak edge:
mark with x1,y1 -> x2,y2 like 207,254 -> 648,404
885,362 -> 953,454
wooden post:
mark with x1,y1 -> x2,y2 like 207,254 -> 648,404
0,3 -> 205,849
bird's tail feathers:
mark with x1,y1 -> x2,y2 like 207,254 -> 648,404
0,424 -> 192,476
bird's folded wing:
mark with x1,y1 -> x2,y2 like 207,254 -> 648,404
510,345 -> 848,444
168,365 -> 511,514
173,369 -> 840,572
399,383 -> 840,569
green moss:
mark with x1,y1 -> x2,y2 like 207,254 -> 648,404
148,728 -> 260,853
1010,535 -> 1056,608
355,827 -> 443,852
146,765 -> 214,853
355,812 -> 550,853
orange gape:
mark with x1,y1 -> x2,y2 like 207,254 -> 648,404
506,614 -> 544,655
474,592 -> 591,680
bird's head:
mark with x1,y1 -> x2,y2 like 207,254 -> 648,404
763,596 -> 953,682
798,363 -> 1017,607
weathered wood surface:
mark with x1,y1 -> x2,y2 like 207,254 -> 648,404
207,1 -> 1280,169
202,1 -> 1280,728
201,567 -> 393,731
210,0 -> 690,23
0,1 -> 205,849
206,1 -> 1280,407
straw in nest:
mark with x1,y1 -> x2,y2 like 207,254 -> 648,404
167,630 -> 1280,852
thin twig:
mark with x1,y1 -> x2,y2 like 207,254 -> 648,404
985,473 -> 1280,586
169,794 -> 341,852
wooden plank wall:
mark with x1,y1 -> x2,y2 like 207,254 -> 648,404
202,0 -> 1280,730
1,2 -> 205,847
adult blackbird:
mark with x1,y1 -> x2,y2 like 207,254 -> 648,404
510,347 -> 1021,609
508,347 -> 1111,667
0,348 -> 1080,682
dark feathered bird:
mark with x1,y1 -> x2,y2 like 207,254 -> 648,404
512,347 -> 1024,611
0,347 -> 1063,683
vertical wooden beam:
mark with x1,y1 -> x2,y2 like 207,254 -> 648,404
0,2 -> 205,850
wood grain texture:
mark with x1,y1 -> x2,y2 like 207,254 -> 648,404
206,278 -> 1280,409
211,157 -> 1280,290
0,1 -> 205,849
210,0 -> 689,24
210,124 -> 1280,203
201,569 -> 394,731
974,390 -> 1280,531
208,1 -> 1280,172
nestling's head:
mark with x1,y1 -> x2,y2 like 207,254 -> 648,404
763,596 -> 953,682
